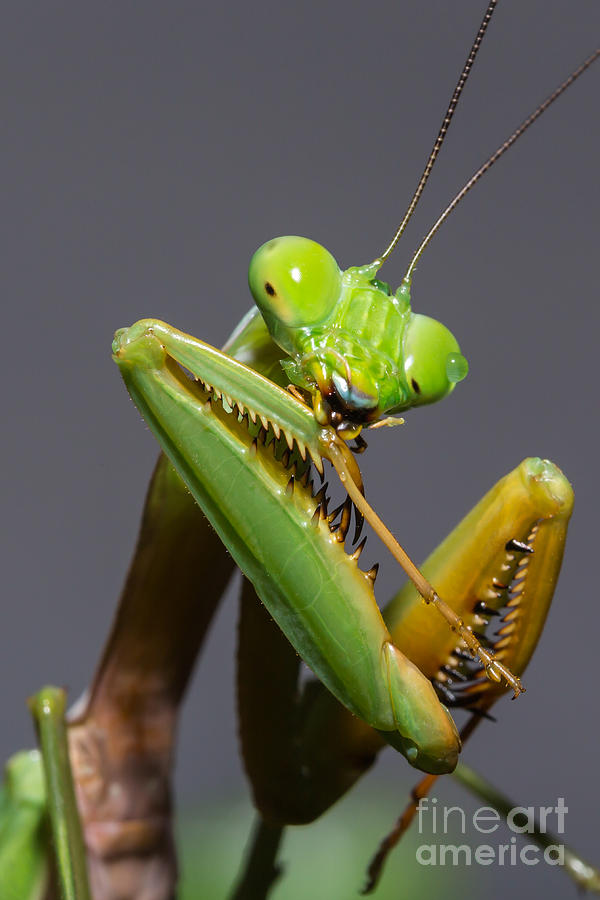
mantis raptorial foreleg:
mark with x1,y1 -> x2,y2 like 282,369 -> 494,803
113,318 -> 463,774
234,456 -> 584,893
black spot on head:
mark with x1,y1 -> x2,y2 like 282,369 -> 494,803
265,282 -> 276,296
411,378 -> 421,394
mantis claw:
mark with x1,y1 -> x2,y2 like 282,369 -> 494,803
448,617 -> 526,696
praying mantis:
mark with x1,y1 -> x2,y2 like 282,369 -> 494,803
2,1 -> 600,897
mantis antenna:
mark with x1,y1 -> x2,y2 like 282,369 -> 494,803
376,0 -> 500,264
402,46 -> 600,282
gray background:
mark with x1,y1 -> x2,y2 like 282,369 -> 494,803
2,1 -> 599,897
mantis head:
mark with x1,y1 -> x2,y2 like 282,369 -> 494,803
248,234 -> 469,423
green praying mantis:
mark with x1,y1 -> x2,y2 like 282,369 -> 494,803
2,1 -> 600,897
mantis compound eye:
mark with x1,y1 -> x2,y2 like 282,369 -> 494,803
403,314 -> 468,406
248,236 -> 342,332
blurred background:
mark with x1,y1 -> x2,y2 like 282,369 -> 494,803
2,1 -> 599,897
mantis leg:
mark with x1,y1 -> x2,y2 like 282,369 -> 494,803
65,454 -> 236,898
29,687 -> 91,900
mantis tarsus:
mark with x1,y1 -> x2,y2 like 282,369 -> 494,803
3,0 -> 600,896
